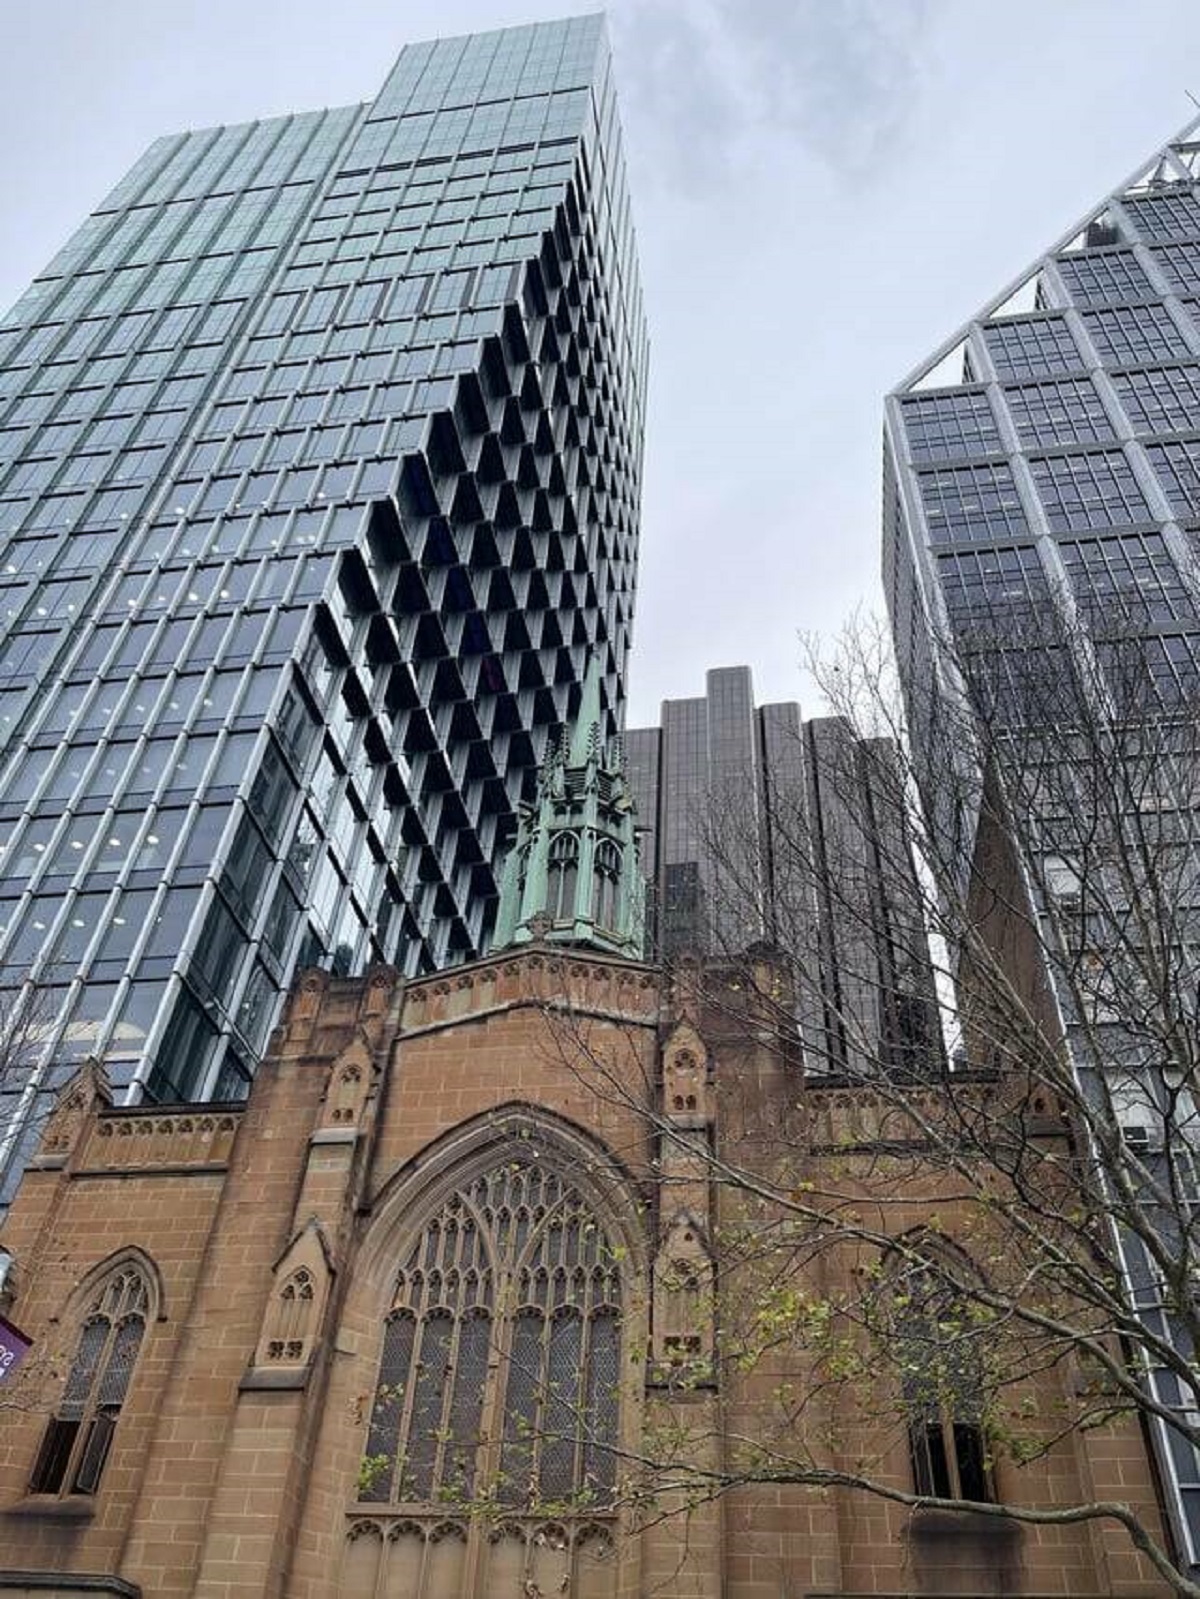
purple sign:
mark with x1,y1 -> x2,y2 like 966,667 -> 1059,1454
0,1313 -> 31,1381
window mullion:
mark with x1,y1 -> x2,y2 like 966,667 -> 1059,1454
477,1267 -> 515,1495
532,1307 -> 553,1498
403,1309 -> 454,1500
431,1309 -> 465,1496
392,1310 -> 425,1499
942,1413 -> 962,1500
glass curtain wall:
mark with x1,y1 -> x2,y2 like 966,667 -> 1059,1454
0,17 -> 646,1198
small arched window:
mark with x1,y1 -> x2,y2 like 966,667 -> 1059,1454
547,833 -> 579,922
268,1267 -> 315,1361
31,1265 -> 150,1497
896,1257 -> 992,1503
592,839 -> 621,931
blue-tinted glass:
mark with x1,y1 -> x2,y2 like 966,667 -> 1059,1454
0,16 -> 645,1180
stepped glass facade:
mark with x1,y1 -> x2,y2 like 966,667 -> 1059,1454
883,118 -> 1200,1570
0,16 -> 646,1197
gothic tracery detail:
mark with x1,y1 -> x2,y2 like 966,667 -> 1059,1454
30,1264 -> 150,1497
358,1157 -> 623,1515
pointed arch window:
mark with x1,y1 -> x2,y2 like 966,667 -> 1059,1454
896,1258 -> 993,1503
268,1267 -> 315,1361
359,1158 -> 623,1514
592,839 -> 621,931
547,833 -> 579,922
30,1266 -> 150,1496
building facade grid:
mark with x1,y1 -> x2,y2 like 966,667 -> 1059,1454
883,113 -> 1200,1566
0,16 -> 646,1200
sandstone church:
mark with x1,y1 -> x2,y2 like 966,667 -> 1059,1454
0,673 -> 1172,1597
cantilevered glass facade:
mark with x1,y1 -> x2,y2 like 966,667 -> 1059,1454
0,16 -> 645,1192
883,118 -> 1200,1569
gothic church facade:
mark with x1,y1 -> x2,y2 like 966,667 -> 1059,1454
0,683 -> 1172,1598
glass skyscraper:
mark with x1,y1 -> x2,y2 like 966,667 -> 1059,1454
626,666 -> 799,955
884,118 -> 1200,1570
626,666 -> 941,1079
885,120 -> 1200,743
0,16 -> 645,1195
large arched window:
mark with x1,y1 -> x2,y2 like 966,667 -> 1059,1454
358,1159 -> 623,1514
547,833 -> 579,922
895,1257 -> 993,1503
30,1265 -> 150,1497
592,839 -> 621,931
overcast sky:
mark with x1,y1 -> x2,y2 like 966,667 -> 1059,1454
2,0 -> 1200,725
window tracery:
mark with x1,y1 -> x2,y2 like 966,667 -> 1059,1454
267,1267 -> 315,1361
358,1158 -> 623,1515
30,1264 -> 150,1497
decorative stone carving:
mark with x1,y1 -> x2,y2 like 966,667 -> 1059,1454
661,1022 -> 710,1123
320,1032 -> 374,1133
92,1111 -> 239,1169
268,1268 -> 315,1361
651,1211 -> 715,1380
253,1217 -> 333,1370
36,1056 -> 111,1163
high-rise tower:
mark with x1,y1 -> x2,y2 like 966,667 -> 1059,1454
627,666 -> 774,956
885,120 -> 1200,755
883,118 -> 1200,1569
0,16 -> 645,1196
626,666 -> 942,1079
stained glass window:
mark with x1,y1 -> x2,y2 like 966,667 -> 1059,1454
30,1265 -> 149,1496
359,1157 -> 623,1513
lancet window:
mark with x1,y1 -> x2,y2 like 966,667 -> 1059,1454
897,1260 -> 993,1503
30,1265 -> 150,1497
592,839 -> 621,931
547,832 -> 579,921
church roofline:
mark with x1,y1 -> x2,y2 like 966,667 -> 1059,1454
403,937 -> 660,998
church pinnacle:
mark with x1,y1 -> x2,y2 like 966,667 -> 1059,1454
492,659 -> 646,958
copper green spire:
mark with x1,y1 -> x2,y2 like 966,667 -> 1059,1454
567,655 -> 604,768
492,663 -> 646,958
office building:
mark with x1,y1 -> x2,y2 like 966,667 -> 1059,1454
0,16 -> 646,1196
627,666 -> 941,1076
884,121 -> 1200,738
627,666 -> 774,955
883,116 -> 1200,1569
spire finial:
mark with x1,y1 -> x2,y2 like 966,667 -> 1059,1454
568,656 -> 604,767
